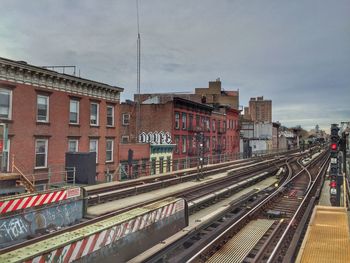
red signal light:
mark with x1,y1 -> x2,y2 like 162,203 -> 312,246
330,181 -> 337,188
331,143 -> 337,150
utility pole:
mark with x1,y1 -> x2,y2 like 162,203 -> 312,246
196,131 -> 204,181
136,0 -> 141,141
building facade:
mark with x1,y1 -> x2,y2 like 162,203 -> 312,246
0,57 -> 123,184
247,96 -> 272,123
120,96 -> 240,174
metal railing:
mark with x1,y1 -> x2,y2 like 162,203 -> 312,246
11,155 -> 35,193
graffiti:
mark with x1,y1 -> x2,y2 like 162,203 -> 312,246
138,131 -> 172,145
0,201 -> 83,247
0,218 -> 28,241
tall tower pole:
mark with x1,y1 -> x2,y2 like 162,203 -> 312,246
136,0 -> 141,142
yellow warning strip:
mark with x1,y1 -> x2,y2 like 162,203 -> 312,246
297,205 -> 350,263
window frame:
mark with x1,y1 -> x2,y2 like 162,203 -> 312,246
175,112 -> 180,130
0,88 -> 12,120
89,139 -> 99,163
181,112 -> 187,130
106,105 -> 115,127
68,139 -> 79,152
122,113 -> 130,126
159,157 -> 164,174
36,94 -> 49,122
90,102 -> 99,126
69,99 -> 79,124
106,139 -> 114,163
182,135 -> 187,153
121,136 -> 129,144
35,139 -> 48,168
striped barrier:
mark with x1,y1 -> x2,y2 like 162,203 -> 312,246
0,187 -> 81,215
19,199 -> 184,263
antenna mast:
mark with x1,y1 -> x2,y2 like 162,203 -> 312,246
136,0 -> 141,143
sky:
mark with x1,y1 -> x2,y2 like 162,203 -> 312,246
1,0 -> 349,131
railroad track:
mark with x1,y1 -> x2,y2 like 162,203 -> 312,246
131,150 -> 327,263
187,149 -> 329,263
0,153 -> 297,255
87,156 -> 289,205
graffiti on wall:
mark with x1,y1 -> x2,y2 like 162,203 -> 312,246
0,201 -> 83,247
138,131 -> 172,145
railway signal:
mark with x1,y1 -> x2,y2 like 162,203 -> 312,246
329,124 -> 341,206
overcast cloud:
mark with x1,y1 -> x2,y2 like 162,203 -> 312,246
1,0 -> 349,130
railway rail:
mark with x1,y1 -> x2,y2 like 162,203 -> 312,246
0,152 -> 299,258
131,150 -> 327,263
188,149 -> 329,263
0,149 -> 315,262
87,156 -> 289,205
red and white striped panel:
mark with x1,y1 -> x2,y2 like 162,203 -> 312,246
0,187 -> 80,215
28,199 -> 184,263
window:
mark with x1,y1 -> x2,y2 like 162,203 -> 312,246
0,89 -> 12,119
90,103 -> 99,126
212,136 -> 216,150
212,119 -> 216,131
69,100 -> 79,124
175,112 -> 180,129
68,139 -> 78,152
122,113 -> 130,125
37,95 -> 49,122
196,115 -> 200,128
206,118 -> 210,131
121,136 -> 129,144
159,157 -> 164,174
151,158 -> 156,175
107,105 -> 114,126
166,157 -> 171,172
182,136 -> 187,153
189,114 -> 193,130
106,139 -> 114,162
174,136 -> 180,153
89,139 -> 98,163
182,113 -> 187,130
35,139 -> 48,168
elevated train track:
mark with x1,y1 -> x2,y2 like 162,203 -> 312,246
131,149 -> 327,263
188,150 -> 329,263
0,149 -> 316,262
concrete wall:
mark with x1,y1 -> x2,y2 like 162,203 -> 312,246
0,199 -> 83,248
250,139 -> 268,152
254,123 -> 272,139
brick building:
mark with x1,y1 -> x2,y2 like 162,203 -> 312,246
135,79 -> 240,110
120,96 -> 240,173
0,57 -> 123,184
246,96 -> 272,123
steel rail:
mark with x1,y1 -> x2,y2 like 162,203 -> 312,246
0,156 -> 289,254
186,151 -> 326,262
266,153 -> 329,263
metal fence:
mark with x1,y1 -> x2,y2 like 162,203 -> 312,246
118,148 -> 291,181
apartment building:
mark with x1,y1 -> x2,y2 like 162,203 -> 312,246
0,57 -> 123,183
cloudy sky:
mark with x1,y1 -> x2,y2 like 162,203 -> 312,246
1,0 -> 349,130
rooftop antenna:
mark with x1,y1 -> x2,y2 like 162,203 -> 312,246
136,0 -> 141,142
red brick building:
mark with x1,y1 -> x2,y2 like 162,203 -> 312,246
0,57 -> 123,184
120,96 -> 240,171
